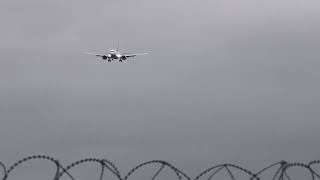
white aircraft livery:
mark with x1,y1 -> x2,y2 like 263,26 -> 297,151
84,44 -> 148,62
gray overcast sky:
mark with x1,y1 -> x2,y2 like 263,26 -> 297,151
1,0 -> 320,179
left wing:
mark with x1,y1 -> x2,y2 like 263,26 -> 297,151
124,53 -> 148,58
83,52 -> 106,57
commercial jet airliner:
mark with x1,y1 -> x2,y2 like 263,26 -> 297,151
84,43 -> 148,62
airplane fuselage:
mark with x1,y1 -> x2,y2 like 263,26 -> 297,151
109,49 -> 122,59
107,49 -> 127,62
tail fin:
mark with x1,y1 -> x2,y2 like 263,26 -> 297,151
117,40 -> 119,51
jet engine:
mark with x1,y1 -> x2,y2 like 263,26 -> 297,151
120,56 -> 127,60
102,54 -> 111,60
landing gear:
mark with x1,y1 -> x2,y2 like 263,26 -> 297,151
119,60 -> 122,62
108,59 -> 111,62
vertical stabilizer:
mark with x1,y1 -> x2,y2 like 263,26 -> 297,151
117,40 -> 119,52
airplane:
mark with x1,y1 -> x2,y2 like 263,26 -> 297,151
84,44 -> 148,62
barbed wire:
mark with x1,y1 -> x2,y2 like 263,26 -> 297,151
0,161 -> 5,180
1,155 -> 320,180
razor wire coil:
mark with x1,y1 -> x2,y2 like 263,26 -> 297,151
1,155 -> 320,180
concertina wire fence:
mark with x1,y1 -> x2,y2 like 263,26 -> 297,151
1,155 -> 320,180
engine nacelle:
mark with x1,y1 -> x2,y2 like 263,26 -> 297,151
121,56 -> 127,60
102,55 -> 107,60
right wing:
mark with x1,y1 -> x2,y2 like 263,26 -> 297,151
83,52 -> 105,57
124,53 -> 148,58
